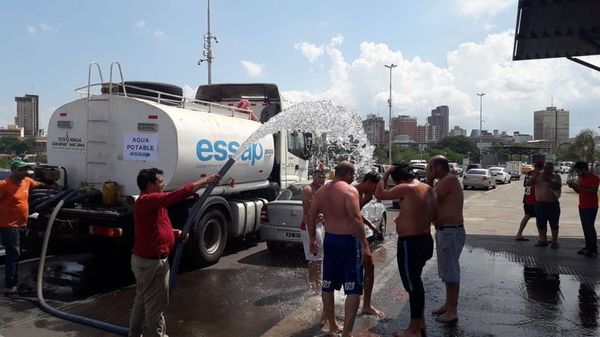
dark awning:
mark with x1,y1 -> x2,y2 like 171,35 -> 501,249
513,0 -> 600,61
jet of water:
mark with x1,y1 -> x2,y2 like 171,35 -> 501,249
234,101 -> 374,174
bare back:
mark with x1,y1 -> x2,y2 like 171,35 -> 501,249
392,180 -> 437,236
434,173 -> 464,225
313,180 -> 363,235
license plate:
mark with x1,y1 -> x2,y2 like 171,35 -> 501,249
282,231 -> 300,239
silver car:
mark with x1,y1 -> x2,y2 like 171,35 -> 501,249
462,169 -> 496,190
259,181 -> 386,252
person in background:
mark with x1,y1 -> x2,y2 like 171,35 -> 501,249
235,98 -> 259,121
0,159 -> 49,296
529,162 -> 562,249
354,172 -> 385,317
128,168 -> 220,337
567,161 -> 599,258
259,97 -> 280,124
515,161 -> 544,241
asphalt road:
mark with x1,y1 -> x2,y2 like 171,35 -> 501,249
2,176 -> 598,337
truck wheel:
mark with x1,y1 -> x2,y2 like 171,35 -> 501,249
266,241 -> 286,253
190,209 -> 228,267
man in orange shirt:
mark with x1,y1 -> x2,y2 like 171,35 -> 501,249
0,159 -> 45,296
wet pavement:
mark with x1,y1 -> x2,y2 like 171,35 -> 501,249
1,179 -> 599,337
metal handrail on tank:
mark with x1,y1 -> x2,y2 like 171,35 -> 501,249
74,82 -> 254,118
86,63 -> 104,99
109,62 -> 127,97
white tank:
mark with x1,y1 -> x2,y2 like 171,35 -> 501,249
47,95 -> 274,196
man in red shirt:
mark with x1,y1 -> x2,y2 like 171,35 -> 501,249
129,168 -> 220,337
567,161 -> 599,258
0,159 -> 47,296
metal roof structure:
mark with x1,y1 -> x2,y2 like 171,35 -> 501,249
513,0 -> 600,71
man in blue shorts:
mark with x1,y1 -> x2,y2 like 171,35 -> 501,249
427,155 -> 465,324
307,161 -> 373,337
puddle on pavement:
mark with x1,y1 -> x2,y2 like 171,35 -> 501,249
369,244 -> 600,337
19,254 -> 134,302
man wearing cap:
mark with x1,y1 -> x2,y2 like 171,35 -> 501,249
0,159 -> 46,295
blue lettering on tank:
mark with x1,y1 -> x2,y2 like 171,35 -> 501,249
196,139 -> 264,166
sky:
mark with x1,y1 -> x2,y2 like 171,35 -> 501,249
1,0 -> 599,138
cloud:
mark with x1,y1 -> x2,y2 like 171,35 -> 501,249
456,0 -> 515,18
294,42 -> 324,63
153,30 -> 167,38
134,20 -> 146,28
284,30 -> 600,136
39,23 -> 54,31
241,60 -> 264,77
26,23 -> 56,34
329,33 -> 344,47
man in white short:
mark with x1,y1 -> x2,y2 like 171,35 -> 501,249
301,167 -> 327,326
301,168 -> 327,292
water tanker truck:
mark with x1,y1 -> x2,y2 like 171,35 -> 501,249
33,64 -> 311,266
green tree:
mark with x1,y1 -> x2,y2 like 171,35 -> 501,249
435,136 -> 478,155
557,129 -> 595,163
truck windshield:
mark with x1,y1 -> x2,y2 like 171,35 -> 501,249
288,132 -> 311,160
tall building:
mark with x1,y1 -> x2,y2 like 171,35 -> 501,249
449,125 -> 467,137
15,94 -> 39,137
416,123 -> 440,143
427,105 -> 449,139
391,115 -> 417,141
362,113 -> 385,146
533,106 -> 569,148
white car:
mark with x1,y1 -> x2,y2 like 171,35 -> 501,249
462,169 -> 497,190
259,181 -> 387,252
488,167 -> 511,184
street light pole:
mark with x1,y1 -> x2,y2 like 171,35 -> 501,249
477,93 -> 485,165
385,64 -> 397,164
198,0 -> 218,84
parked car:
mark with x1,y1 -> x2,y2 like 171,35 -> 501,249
462,168 -> 496,190
259,181 -> 387,252
449,162 -> 463,176
488,167 -> 511,184
465,164 -> 481,173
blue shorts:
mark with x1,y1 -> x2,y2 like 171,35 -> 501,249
322,233 -> 364,295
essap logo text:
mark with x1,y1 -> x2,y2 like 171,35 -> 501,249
196,139 -> 264,166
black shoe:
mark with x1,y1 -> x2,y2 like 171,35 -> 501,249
577,248 -> 588,255
585,251 -> 598,258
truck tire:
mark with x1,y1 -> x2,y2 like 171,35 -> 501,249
190,209 -> 228,267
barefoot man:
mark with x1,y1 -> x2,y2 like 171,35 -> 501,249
354,172 -> 385,317
427,155 -> 465,324
375,163 -> 437,337
307,161 -> 373,337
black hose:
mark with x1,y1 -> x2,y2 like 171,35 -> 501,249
32,189 -> 74,213
36,189 -> 129,336
168,158 -> 236,290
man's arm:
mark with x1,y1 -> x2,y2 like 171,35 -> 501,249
345,187 -> 372,264
301,185 -> 312,221
307,192 -> 321,254
374,167 -> 401,200
433,178 -> 451,203
546,174 -> 562,190
147,174 -> 221,208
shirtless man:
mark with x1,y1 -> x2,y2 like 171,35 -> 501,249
307,161 -> 373,337
301,168 -> 327,325
527,161 -> 562,249
375,163 -> 437,337
427,155 -> 465,324
301,168 -> 326,292
354,172 -> 385,317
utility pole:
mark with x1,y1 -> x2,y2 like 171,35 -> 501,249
385,64 -> 397,164
198,0 -> 218,84
477,93 -> 485,165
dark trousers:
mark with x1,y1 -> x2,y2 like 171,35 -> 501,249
579,208 -> 598,252
397,233 -> 434,320
0,227 -> 22,289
